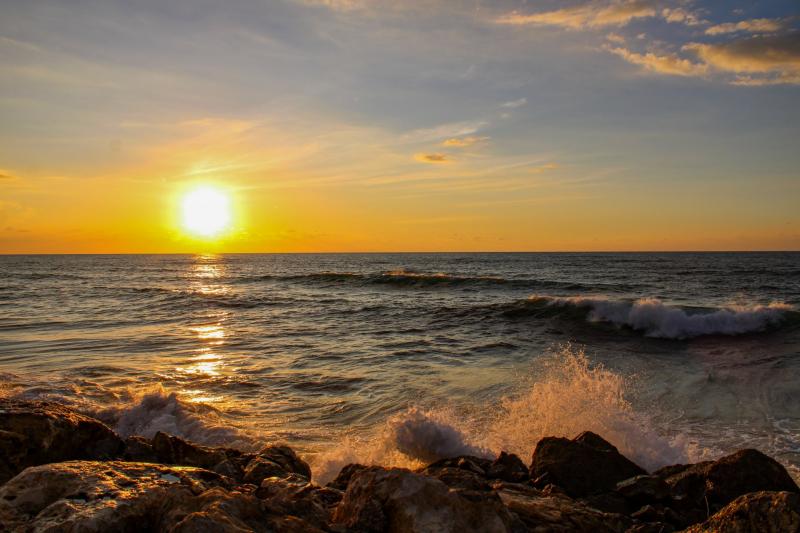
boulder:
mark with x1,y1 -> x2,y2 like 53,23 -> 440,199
493,480 -> 632,532
656,449 -> 799,511
530,432 -> 646,497
487,452 -> 529,483
615,475 -> 671,505
152,431 -> 235,471
684,491 -> 800,533
257,445 -> 312,480
0,399 -> 123,484
331,466 -> 519,532
256,473 -> 341,529
327,463 -> 369,491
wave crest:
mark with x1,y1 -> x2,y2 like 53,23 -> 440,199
528,295 -> 794,339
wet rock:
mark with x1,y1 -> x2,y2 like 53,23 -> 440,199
0,399 -> 124,484
152,431 -> 232,470
243,456 -> 289,485
0,460 -> 235,531
122,435 -> 157,462
656,449 -> 799,511
257,445 -> 312,480
615,475 -> 671,505
332,466 -> 518,532
327,463 -> 368,491
487,452 -> 529,483
582,491 -> 632,515
256,473 -> 341,529
494,480 -> 633,532
424,466 -> 493,491
684,491 -> 800,533
422,455 -> 492,476
530,431 -> 646,497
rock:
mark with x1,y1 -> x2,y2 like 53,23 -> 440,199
327,463 -> 368,491
582,491 -> 632,515
256,474 -> 341,529
331,466 -> 519,532
487,452 -> 529,483
122,435 -> 157,462
615,475 -> 671,505
0,460 -> 327,532
494,480 -> 633,532
424,466 -> 492,491
243,456 -> 289,485
657,449 -> 799,511
0,399 -> 124,484
152,431 -> 232,470
257,445 -> 312,480
422,455 -> 492,476
530,431 -> 647,497
684,491 -> 800,533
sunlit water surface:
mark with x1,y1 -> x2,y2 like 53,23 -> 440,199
1,253 -> 799,482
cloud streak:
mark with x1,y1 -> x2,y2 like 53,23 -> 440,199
495,1 -> 657,29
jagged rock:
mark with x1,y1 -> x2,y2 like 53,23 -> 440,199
422,455 -> 492,476
530,431 -> 646,497
582,491 -> 632,515
243,456 -> 289,484
122,435 -> 158,462
0,399 -> 123,484
656,449 -> 799,511
424,466 -> 493,491
152,431 -> 234,470
327,463 -> 368,491
493,480 -> 633,532
684,491 -> 800,533
487,452 -> 529,483
256,473 -> 341,529
331,466 -> 519,532
256,445 -> 311,480
615,475 -> 671,505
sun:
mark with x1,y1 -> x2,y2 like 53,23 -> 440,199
181,186 -> 232,238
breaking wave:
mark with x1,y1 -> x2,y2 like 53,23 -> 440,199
312,345 -> 695,483
516,295 -> 795,339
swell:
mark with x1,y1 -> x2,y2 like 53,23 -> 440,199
499,295 -> 797,339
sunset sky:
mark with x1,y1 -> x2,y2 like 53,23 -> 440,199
1,0 -> 798,252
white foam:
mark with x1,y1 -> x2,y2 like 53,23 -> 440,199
312,345 -> 694,483
535,295 -> 792,339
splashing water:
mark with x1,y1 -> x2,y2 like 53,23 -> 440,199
312,345 -> 692,483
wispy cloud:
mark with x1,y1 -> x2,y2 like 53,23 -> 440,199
442,136 -> 489,147
501,98 -> 527,108
705,18 -> 787,36
495,1 -> 657,30
404,120 -> 487,142
415,152 -> 451,163
606,45 -> 708,76
661,7 -> 704,26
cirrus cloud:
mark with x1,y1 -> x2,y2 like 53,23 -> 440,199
495,0 -> 657,29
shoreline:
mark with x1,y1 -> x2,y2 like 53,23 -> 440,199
1,398 -> 798,532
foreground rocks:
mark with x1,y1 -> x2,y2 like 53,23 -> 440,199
0,399 -> 798,532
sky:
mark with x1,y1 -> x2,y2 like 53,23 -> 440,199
1,0 -> 798,252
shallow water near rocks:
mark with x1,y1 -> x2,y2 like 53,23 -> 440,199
1,252 -> 799,482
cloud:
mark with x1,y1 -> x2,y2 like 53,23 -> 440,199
684,34 -> 800,83
661,7 -> 703,26
415,153 -> 451,163
705,18 -> 787,36
404,120 -> 487,142
605,46 -> 708,76
501,97 -> 527,108
606,32 -> 626,44
442,136 -> 489,147
495,1 -> 657,30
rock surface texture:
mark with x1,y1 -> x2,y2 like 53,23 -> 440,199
1,399 -> 798,532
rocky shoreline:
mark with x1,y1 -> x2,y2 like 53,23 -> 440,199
1,398 -> 798,532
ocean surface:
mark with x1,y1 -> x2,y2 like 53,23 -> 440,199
1,252 -> 799,482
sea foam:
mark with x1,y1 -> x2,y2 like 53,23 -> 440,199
312,345 -> 693,483
530,295 -> 793,339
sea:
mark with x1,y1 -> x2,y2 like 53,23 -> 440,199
1,252 -> 799,483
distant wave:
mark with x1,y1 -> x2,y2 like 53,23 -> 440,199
521,295 -> 795,339
239,270 -> 610,292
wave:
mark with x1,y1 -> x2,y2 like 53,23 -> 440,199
518,295 -> 795,339
311,345 -> 694,483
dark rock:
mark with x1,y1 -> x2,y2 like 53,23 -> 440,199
616,475 -> 671,505
331,466 -> 519,532
424,466 -> 492,491
257,445 -> 312,480
327,463 -> 368,491
530,431 -> 647,497
684,491 -> 800,533
0,399 -> 124,484
422,455 -> 492,476
494,480 -> 633,532
152,431 -> 230,470
256,473 -> 341,529
582,491 -> 632,515
657,449 -> 799,511
122,436 -> 157,462
487,452 -> 529,483
243,456 -> 289,485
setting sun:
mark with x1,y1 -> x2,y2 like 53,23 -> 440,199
181,186 -> 232,238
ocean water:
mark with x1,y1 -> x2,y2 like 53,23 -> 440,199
1,253 -> 799,482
